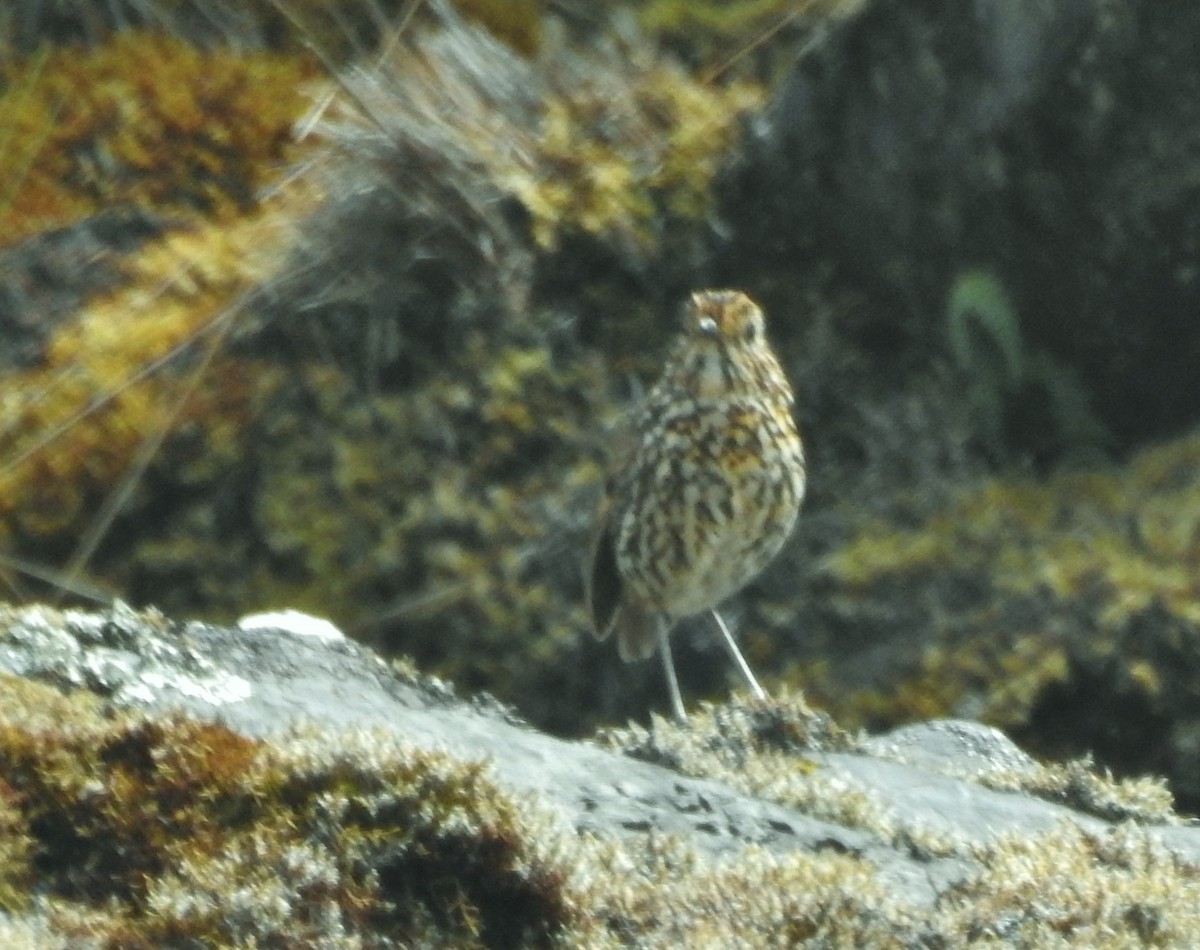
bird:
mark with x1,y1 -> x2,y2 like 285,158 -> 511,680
586,289 -> 805,723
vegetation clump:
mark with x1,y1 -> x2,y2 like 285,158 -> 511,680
0,674 -> 573,947
0,30 -> 314,244
802,431 -> 1200,809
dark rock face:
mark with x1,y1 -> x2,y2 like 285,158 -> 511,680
721,0 -> 1200,456
3,602 -> 1200,944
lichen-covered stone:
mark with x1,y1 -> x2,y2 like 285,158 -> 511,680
3,603 -> 1200,947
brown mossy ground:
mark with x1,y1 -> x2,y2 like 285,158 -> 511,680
2,671 -> 1199,947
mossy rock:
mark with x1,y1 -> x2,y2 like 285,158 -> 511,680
790,431 -> 1200,812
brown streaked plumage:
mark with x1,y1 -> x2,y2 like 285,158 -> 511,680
586,289 -> 805,722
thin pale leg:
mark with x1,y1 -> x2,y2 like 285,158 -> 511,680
658,625 -> 688,723
710,609 -> 767,700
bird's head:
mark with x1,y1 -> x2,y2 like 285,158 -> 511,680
671,289 -> 786,401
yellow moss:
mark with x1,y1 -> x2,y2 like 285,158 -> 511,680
509,64 -> 763,251
633,0 -> 859,86
0,776 -> 32,914
0,185 -> 312,544
831,433 -> 1200,624
1127,659 -> 1162,698
0,25 -> 324,559
480,346 -> 554,432
0,30 -> 317,246
646,69 -> 765,215
826,524 -> 953,586
813,431 -> 1200,737
986,639 -> 1071,726
639,0 -> 801,34
795,618 -> 1075,736
944,824 -> 1200,943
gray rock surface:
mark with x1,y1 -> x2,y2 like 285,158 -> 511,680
4,600 -> 1200,915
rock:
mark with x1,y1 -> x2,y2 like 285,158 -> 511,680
861,718 -> 1040,780
3,601 -> 1200,945
720,0 -> 1200,455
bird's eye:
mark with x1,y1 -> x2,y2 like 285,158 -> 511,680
697,316 -> 719,337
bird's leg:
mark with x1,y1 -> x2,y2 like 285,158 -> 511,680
710,609 -> 767,700
658,625 -> 688,724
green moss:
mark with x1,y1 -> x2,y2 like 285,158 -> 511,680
812,431 -> 1200,766
944,267 -> 1109,459
946,269 -> 1024,390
